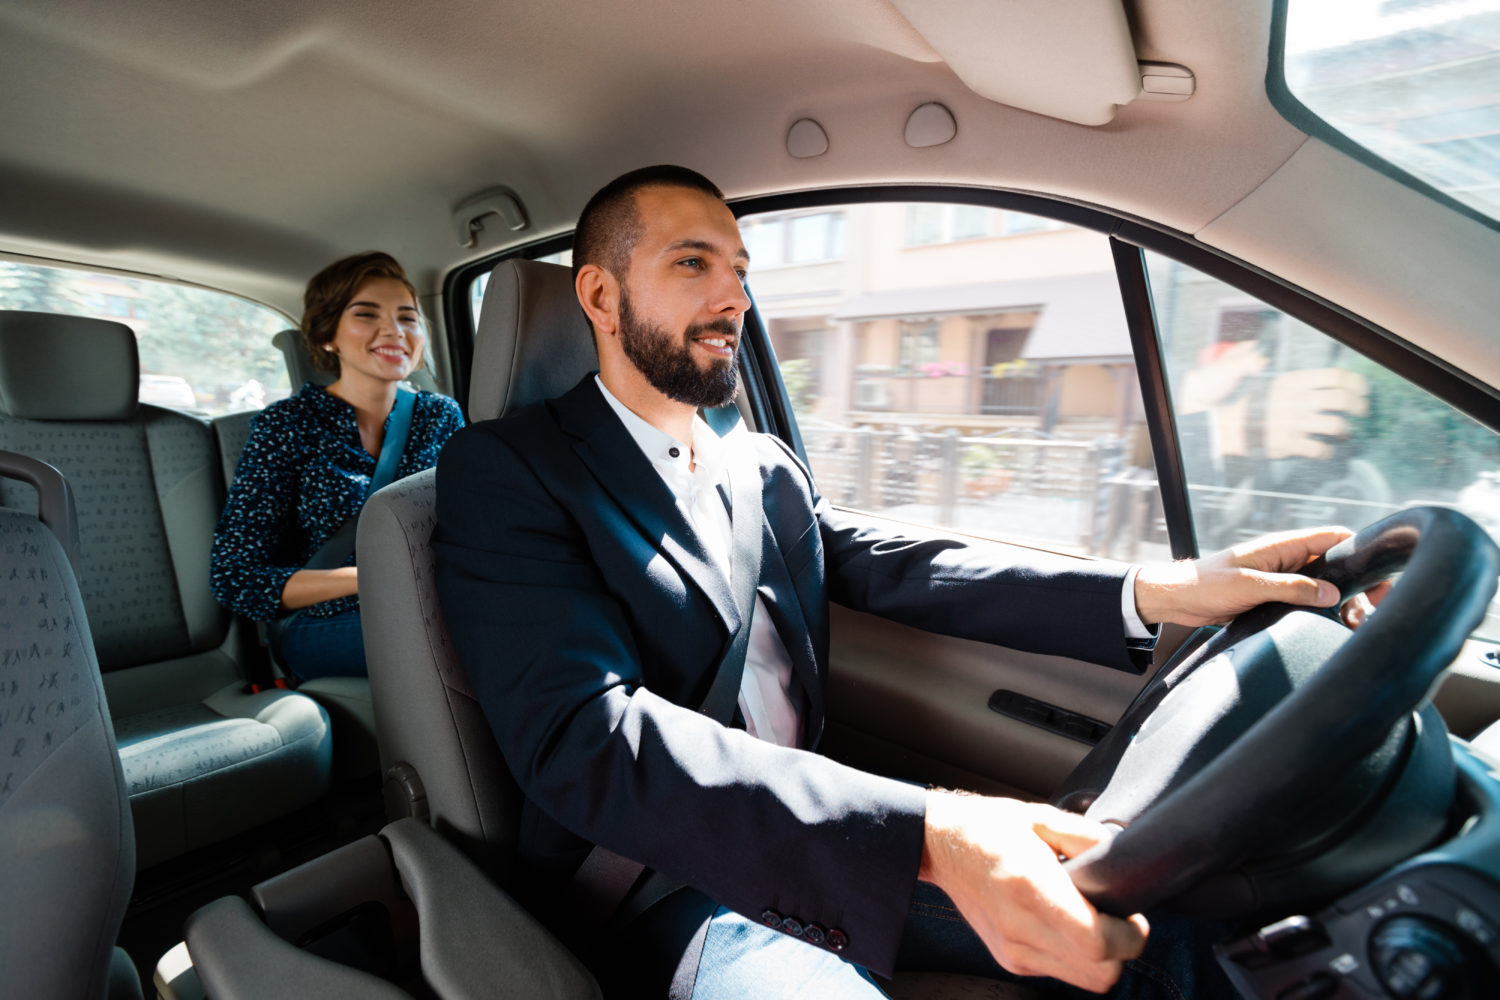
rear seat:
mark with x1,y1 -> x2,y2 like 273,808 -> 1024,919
0,311 -> 333,869
208,328 -> 444,779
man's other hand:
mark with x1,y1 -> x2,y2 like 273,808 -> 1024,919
919,792 -> 1147,993
1133,525 -> 1390,628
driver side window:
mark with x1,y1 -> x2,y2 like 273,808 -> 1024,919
748,201 -> 1167,564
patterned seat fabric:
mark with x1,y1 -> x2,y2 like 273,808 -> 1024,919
359,259 -> 588,881
0,311 -> 332,869
0,450 -> 141,999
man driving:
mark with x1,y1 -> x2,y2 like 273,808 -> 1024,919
434,165 -> 1375,998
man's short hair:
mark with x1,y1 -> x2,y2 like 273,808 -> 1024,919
572,165 -> 726,286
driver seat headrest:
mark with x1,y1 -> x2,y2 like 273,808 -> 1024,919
469,260 -> 598,423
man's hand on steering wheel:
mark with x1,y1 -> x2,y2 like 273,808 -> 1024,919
919,792 -> 1149,993
1132,526 -> 1391,630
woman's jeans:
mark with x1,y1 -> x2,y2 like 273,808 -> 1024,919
277,607 -> 368,680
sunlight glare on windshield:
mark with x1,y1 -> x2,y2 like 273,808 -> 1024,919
1283,0 -> 1500,224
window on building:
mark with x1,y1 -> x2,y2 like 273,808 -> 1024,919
999,212 -> 1061,236
951,206 -> 993,240
738,211 -> 846,266
898,320 -> 940,371
903,204 -> 1053,245
742,218 -> 785,268
0,260 -> 291,415
903,204 -> 947,246
787,213 -> 846,263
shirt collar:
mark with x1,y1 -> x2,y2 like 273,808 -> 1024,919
595,375 -> 726,494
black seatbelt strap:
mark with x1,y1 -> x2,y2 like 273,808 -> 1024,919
568,431 -> 764,946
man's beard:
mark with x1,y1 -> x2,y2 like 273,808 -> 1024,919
618,289 -> 740,408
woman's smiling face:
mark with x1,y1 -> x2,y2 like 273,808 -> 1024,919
326,276 -> 425,386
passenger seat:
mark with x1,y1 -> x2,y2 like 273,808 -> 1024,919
0,311 -> 333,869
0,450 -> 142,1000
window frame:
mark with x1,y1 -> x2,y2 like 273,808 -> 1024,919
441,185 -> 1500,558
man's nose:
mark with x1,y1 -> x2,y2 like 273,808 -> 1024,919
714,270 -> 751,317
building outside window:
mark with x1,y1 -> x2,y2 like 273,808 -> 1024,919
897,320 -> 940,372
739,211 -> 846,267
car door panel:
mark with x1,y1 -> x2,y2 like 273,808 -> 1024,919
820,602 -> 1195,800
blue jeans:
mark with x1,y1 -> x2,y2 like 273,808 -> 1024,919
277,608 -> 368,680
690,883 -> 1238,1000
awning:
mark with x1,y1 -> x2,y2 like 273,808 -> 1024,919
832,271 -> 1130,361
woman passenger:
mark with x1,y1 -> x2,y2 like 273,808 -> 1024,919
210,251 -> 464,680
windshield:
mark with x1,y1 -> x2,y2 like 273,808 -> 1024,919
1280,0 -> 1500,226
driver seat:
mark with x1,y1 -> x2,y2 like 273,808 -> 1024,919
358,259 -> 1034,998
360,259 -> 597,881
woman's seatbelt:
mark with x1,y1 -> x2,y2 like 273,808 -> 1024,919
260,388 -> 418,681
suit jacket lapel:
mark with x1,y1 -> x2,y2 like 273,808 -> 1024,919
722,425 -> 824,744
552,376 -> 741,634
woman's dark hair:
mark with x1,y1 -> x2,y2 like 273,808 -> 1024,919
301,251 -> 420,374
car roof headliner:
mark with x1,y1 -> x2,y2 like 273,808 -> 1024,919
1,0 -> 1496,395
0,0 -> 1293,300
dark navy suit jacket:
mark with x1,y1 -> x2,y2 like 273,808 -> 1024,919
433,375 -> 1141,975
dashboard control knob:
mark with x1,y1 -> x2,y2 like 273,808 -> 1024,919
1369,916 -> 1478,999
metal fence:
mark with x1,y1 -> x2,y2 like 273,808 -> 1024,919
800,424 -> 1123,554
800,423 -> 1437,564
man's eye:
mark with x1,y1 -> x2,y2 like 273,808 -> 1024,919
679,257 -> 704,270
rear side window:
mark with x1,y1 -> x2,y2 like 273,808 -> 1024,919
0,260 -> 291,416
468,248 -> 572,329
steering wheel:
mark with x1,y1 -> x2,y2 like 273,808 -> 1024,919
1053,506 -> 1500,919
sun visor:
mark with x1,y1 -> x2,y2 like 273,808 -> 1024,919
889,0 -> 1143,126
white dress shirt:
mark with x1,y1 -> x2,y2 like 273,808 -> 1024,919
596,377 -> 804,747
594,377 -> 1151,748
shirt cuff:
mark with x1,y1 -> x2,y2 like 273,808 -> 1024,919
1121,566 -> 1153,639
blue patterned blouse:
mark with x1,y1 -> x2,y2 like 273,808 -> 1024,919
210,382 -> 465,621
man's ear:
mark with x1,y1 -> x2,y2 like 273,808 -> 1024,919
576,263 -> 620,338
